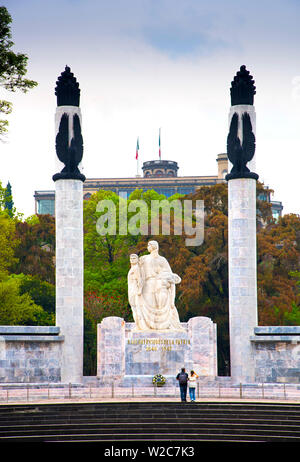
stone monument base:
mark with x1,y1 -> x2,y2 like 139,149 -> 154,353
97,316 -> 217,386
0,326 -> 63,383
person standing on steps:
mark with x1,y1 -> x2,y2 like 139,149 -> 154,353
188,370 -> 199,402
176,368 -> 189,402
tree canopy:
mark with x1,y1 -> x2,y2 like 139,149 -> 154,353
0,180 -> 298,375
0,6 -> 37,137
0,276 -> 44,325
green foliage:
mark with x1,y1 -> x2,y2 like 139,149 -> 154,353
0,100 -> 11,135
290,271 -> 300,289
0,180 -> 297,378
25,214 -> 40,226
0,276 -> 44,325
83,190 -> 140,373
16,274 -> 55,314
83,284 -> 132,375
128,188 -> 167,206
83,314 -> 97,376
11,214 -> 55,283
0,211 -> 19,278
283,303 -> 300,326
85,288 -> 132,325
0,6 -> 37,136
84,189 -> 138,268
168,193 -> 185,201
4,181 -> 14,217
0,7 -> 37,92
0,181 -> 8,209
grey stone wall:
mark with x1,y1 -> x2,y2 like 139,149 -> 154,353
0,327 -> 64,383
251,327 -> 300,383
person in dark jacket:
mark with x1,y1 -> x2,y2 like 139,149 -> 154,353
176,368 -> 189,402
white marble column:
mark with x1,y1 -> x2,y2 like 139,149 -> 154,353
228,177 -> 258,383
55,179 -> 84,383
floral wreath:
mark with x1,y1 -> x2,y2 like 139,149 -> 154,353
152,374 -> 166,386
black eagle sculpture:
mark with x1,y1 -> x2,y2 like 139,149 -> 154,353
225,112 -> 259,181
52,113 -> 86,182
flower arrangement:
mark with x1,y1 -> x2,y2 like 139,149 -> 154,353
152,374 -> 166,387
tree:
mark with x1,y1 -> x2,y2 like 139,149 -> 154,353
185,183 -> 228,216
82,183 -> 299,376
84,287 -> 132,375
85,289 -> 131,324
83,189 -> 139,295
83,314 -> 97,376
0,211 -> 19,279
11,214 -> 55,283
83,190 -> 137,374
257,214 -> 300,325
84,190 -> 130,267
4,181 -> 13,216
0,180 -> 9,209
17,274 -> 55,315
0,6 -> 37,137
135,182 -> 291,375
0,276 -> 44,325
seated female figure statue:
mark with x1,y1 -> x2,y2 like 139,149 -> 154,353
128,241 -> 183,331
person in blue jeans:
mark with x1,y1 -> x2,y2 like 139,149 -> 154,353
176,368 -> 189,402
188,370 -> 199,402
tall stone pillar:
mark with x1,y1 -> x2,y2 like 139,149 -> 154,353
53,66 -> 86,383
226,65 -> 259,383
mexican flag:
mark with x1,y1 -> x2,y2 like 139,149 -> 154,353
136,137 -> 139,160
159,128 -> 161,159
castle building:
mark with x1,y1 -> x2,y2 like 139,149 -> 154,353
34,153 -> 283,218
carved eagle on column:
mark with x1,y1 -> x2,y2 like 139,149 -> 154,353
53,112 -> 85,181
226,112 -> 258,180
55,113 -> 83,174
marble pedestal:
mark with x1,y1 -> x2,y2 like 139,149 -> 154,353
228,178 -> 258,383
97,316 -> 217,386
55,179 -> 84,383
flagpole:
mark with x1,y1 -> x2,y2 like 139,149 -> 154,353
159,127 -> 161,160
136,136 -> 139,176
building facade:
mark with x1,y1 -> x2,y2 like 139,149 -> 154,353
34,153 -> 283,218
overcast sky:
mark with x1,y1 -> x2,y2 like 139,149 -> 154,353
1,0 -> 300,217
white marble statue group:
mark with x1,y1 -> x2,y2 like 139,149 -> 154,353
128,240 -> 183,331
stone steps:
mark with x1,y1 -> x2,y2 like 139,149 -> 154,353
1,402 -> 300,442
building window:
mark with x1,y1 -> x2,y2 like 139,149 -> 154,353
178,187 -> 194,195
152,188 -> 176,197
258,193 -> 270,202
37,199 -> 55,216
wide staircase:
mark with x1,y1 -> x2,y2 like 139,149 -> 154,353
0,401 -> 300,442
